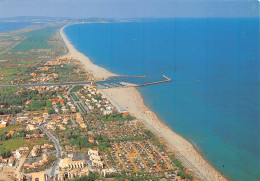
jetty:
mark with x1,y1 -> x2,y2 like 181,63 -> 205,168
109,75 -> 146,78
136,75 -> 172,87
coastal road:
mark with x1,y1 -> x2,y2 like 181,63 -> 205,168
39,126 -> 62,180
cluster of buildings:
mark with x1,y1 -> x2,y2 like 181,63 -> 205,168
76,112 -> 87,129
31,144 -> 54,157
51,94 -> 76,114
73,86 -> 116,115
15,172 -> 49,181
88,149 -> 104,168
0,82 -> 183,180
58,154 -> 89,181
109,140 -> 175,174
23,153 -> 50,170
45,57 -> 71,66
58,149 -> 115,181
28,57 -> 72,84
14,147 -> 29,159
24,56 -> 90,85
45,115 -> 74,131
17,115 -> 45,125
0,156 -> 15,167
87,119 -> 145,141
30,71 -> 59,83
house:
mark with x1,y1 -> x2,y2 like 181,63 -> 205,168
88,105 -> 94,110
52,73 -> 59,78
128,152 -> 137,158
101,168 -> 116,177
88,149 -> 99,156
15,146 -> 29,158
17,116 -> 28,123
90,155 -> 102,162
123,112 -> 129,116
58,166 -> 89,181
0,121 -> 7,128
43,113 -> 50,119
15,150 -> 22,159
8,157 -> 15,167
26,124 -> 37,131
103,110 -> 112,115
31,172 -> 49,181
32,145 -> 41,157
15,173 -> 25,181
92,160 -> 104,168
58,124 -> 66,130
40,144 -> 54,150
88,149 -> 103,168
19,147 -> 29,152
60,158 -> 86,169
88,137 -> 95,144
30,73 -> 37,78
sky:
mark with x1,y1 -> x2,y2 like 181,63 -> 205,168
0,0 -> 259,18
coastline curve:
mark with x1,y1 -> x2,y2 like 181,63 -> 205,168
59,24 -> 227,181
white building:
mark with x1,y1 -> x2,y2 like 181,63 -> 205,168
103,110 -> 112,115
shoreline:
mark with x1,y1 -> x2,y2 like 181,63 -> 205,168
59,25 -> 116,81
60,25 -> 227,181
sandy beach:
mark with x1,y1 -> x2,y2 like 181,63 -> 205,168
60,25 -> 227,181
59,25 -> 116,80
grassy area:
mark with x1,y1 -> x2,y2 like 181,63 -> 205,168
0,68 -> 19,74
0,137 -> 49,151
0,124 -> 25,134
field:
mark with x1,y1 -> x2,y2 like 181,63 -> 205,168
0,25 -> 67,85
0,124 -> 49,151
0,137 -> 49,151
2,26 -> 66,60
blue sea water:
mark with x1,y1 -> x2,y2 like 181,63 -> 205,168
65,18 -> 260,181
0,22 -> 44,33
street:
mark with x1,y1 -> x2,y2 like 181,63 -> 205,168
39,126 -> 62,180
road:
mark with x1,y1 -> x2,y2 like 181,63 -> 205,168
0,81 -> 92,88
15,153 -> 28,173
70,92 -> 90,114
39,126 -> 62,180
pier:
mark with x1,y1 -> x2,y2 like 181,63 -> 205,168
98,74 -> 172,89
109,75 -> 146,78
136,75 -> 172,87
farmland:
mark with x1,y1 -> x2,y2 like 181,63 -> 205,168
0,25 -> 67,85
2,26 -> 66,60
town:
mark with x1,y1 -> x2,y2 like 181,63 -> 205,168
0,56 -> 191,181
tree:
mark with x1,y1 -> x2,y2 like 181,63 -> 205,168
47,108 -> 55,114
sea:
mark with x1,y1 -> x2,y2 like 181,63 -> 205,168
64,18 -> 260,181
0,22 -> 44,33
